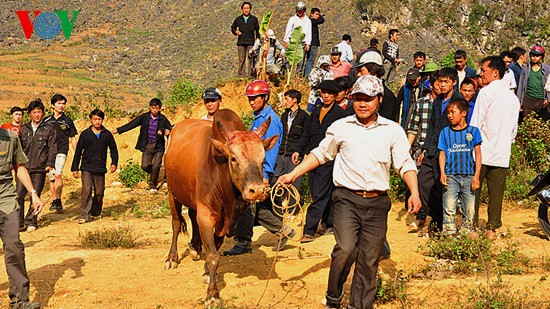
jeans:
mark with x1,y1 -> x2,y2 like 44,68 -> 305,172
304,45 -> 318,78
442,175 -> 475,234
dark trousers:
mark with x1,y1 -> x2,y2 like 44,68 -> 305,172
522,96 -> 544,118
474,165 -> 508,230
237,45 -> 254,77
0,210 -> 31,307
326,188 -> 391,309
80,171 -> 105,221
16,173 -> 45,228
234,197 -> 284,249
141,142 -> 164,189
417,154 -> 443,230
303,163 -> 334,236
274,155 -> 303,217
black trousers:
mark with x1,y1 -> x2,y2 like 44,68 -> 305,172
16,173 -> 46,228
326,188 -> 391,309
303,163 -> 334,236
141,142 -> 164,189
417,154 -> 443,230
474,165 -> 508,230
80,171 -> 105,221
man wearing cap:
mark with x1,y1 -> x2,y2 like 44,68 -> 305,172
335,34 -> 353,63
278,75 -> 420,309
517,45 -> 550,120
328,47 -> 351,79
201,87 -> 223,121
253,29 -> 285,79
353,51 -> 399,122
293,79 -> 346,243
283,2 -> 312,74
231,2 -> 260,78
308,55 -> 334,112
396,68 -> 422,128
224,80 -> 296,255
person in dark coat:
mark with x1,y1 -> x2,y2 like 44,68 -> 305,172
72,109 -> 118,223
112,98 -> 171,192
231,2 -> 260,77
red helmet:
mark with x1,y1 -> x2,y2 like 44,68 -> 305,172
245,80 -> 270,97
530,45 -> 545,55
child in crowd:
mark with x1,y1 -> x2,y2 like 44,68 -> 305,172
438,98 -> 482,236
72,109 -> 118,223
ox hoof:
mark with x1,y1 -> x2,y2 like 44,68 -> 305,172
204,297 -> 221,308
190,249 -> 201,261
203,274 -> 211,284
164,260 -> 178,270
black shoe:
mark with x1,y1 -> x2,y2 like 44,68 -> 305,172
378,253 -> 391,262
223,245 -> 251,256
19,225 -> 27,232
49,200 -> 57,211
55,199 -> 63,212
11,301 -> 41,309
324,227 -> 334,235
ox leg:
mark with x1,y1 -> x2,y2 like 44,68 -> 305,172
188,208 -> 203,261
197,211 -> 222,307
166,192 -> 185,269
202,234 -> 225,285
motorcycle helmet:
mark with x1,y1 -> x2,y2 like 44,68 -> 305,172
245,80 -> 270,97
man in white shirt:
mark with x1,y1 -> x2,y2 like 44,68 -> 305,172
500,51 -> 517,91
470,56 -> 520,240
283,1 -> 312,74
278,75 -> 420,309
335,34 -> 353,63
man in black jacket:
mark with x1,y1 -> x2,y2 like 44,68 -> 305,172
418,67 -> 464,232
17,99 -> 57,232
231,2 -> 260,78
112,98 -> 171,192
72,109 -> 118,223
304,7 -> 325,78
293,80 -> 346,242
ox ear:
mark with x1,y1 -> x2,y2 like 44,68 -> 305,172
262,134 -> 279,151
253,117 -> 272,137
216,121 -> 236,141
211,138 -> 227,156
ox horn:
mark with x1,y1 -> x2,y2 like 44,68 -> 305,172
216,121 -> 235,142
253,116 -> 271,137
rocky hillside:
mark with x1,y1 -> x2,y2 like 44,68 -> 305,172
0,0 -> 548,96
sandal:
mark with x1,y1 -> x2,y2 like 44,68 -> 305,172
300,234 -> 314,243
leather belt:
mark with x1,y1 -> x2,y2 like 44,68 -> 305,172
350,189 -> 387,198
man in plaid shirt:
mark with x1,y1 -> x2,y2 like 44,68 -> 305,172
405,74 -> 440,230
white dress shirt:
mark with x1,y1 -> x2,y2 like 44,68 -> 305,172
470,79 -> 520,168
502,69 -> 517,90
335,41 -> 353,63
311,115 -> 417,191
283,15 -> 312,45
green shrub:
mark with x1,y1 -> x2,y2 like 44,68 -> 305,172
389,170 -> 407,201
79,225 -> 141,249
458,276 -> 539,309
241,112 -> 254,130
168,77 -> 200,109
376,271 -> 408,304
118,159 -> 148,188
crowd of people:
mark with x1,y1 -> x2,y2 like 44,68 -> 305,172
229,2 -> 550,308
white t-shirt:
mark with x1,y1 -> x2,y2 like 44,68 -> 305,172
502,69 -> 517,90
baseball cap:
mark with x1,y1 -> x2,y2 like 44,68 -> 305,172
406,68 -> 420,80
267,29 -> 275,39
317,80 -> 343,93
202,87 -> 222,100
351,75 -> 384,97
352,51 -> 383,68
421,62 -> 438,73
330,46 -> 342,55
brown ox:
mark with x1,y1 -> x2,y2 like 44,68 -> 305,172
164,109 -> 278,306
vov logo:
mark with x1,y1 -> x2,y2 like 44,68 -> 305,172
15,11 -> 80,40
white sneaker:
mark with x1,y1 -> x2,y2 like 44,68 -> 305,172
149,189 -> 158,194
26,226 -> 37,233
